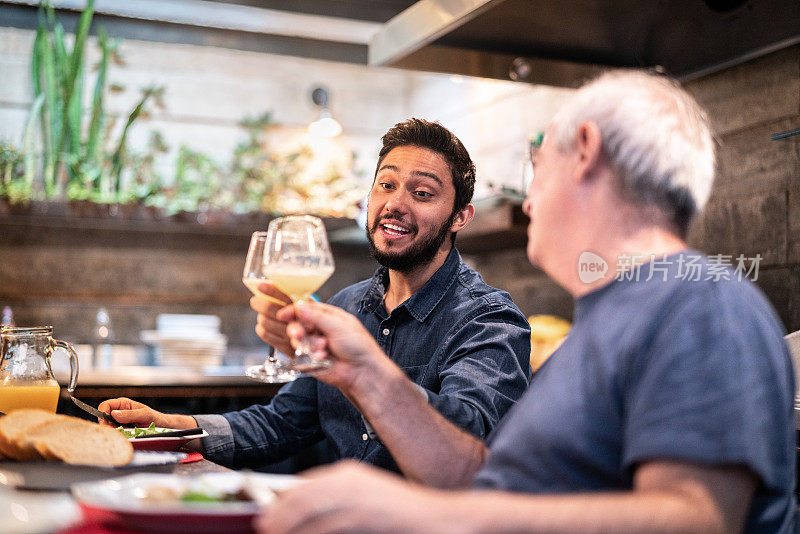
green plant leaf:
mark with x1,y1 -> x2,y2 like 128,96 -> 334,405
67,61 -> 83,183
110,86 -> 159,194
37,13 -> 60,196
52,22 -> 68,87
53,0 -> 95,196
22,94 -> 46,190
85,26 -> 109,179
31,25 -> 44,98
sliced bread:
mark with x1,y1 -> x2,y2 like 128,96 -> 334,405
0,409 -> 62,460
23,417 -> 133,466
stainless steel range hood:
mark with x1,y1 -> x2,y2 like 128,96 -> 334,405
369,0 -> 800,86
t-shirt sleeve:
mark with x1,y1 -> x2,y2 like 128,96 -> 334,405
622,283 -> 794,492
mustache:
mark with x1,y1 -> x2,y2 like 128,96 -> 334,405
370,214 -> 418,234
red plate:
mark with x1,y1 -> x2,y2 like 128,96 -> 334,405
128,428 -> 209,451
71,473 -> 301,534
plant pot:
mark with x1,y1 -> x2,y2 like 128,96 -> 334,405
68,200 -> 110,219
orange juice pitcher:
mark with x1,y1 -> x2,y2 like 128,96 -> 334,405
0,326 -> 78,413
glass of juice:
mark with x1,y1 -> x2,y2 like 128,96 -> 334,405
0,326 -> 78,413
263,215 -> 335,374
243,231 -> 299,384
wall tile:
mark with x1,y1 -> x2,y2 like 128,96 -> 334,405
0,27 -> 34,56
713,117 -> 800,197
0,58 -> 31,105
787,141 -> 800,263
0,108 -> 30,144
685,45 -> 800,137
754,267 -> 799,333
688,190 -> 787,266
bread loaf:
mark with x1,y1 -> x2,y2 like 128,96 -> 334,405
0,408 -> 133,466
23,416 -> 133,466
0,409 -> 62,460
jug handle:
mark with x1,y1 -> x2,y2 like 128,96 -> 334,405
52,339 -> 79,393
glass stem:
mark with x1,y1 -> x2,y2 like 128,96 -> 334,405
295,335 -> 313,358
293,298 -> 313,358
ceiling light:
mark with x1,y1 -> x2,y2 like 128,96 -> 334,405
308,87 -> 342,138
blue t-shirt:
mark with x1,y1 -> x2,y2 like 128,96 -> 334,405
473,251 -> 796,533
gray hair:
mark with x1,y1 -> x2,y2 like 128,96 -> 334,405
549,70 -> 715,236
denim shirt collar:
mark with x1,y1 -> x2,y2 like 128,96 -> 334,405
359,247 -> 462,323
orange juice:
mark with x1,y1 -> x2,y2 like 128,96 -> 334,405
263,265 -> 334,302
0,383 -> 60,413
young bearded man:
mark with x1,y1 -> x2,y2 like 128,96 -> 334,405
99,119 -> 532,474
258,72 -> 796,534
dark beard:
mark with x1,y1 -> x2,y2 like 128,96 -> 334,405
366,212 -> 455,273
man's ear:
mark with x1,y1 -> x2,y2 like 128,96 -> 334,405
574,121 -> 604,184
450,203 -> 475,233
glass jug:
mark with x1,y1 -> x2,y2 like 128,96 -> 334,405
0,326 -> 78,413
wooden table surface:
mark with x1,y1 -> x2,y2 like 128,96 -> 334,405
1,455 -> 243,533
172,457 -> 231,475
0,452 -> 230,492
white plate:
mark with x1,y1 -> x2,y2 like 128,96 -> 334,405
127,428 -> 210,451
0,488 -> 80,533
71,472 -> 301,533
0,452 -> 187,491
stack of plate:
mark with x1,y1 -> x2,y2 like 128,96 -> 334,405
141,314 -> 227,368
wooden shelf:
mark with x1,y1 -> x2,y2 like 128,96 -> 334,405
0,199 -> 364,255
325,199 -> 528,254
0,199 -> 527,254
0,200 -> 357,238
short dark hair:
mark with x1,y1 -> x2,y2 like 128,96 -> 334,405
375,118 -> 476,216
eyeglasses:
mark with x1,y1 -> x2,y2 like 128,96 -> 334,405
529,132 -> 544,162
522,132 -> 544,192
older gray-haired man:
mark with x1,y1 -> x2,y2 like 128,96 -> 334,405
258,70 -> 795,534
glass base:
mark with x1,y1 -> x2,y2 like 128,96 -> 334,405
287,352 -> 332,374
245,363 -> 299,384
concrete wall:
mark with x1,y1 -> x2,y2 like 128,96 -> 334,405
470,46 -> 800,332
684,45 -> 800,333
1,22 -> 796,345
0,26 -> 568,348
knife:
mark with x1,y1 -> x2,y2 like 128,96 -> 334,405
132,427 -> 205,439
69,393 -> 123,427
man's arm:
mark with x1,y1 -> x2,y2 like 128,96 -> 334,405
281,303 -> 489,487
445,461 -> 757,534
258,460 -> 758,534
348,353 -> 490,488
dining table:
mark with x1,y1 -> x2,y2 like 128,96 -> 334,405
0,449 -> 273,534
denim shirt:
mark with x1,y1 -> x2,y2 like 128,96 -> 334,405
197,247 -> 531,471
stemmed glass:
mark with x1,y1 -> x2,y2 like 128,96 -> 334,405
262,215 -> 335,373
243,231 -> 299,383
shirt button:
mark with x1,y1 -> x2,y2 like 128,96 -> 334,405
382,328 -> 390,336
362,433 -> 368,441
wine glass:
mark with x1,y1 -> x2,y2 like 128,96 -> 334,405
243,231 -> 299,383
263,215 -> 335,373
